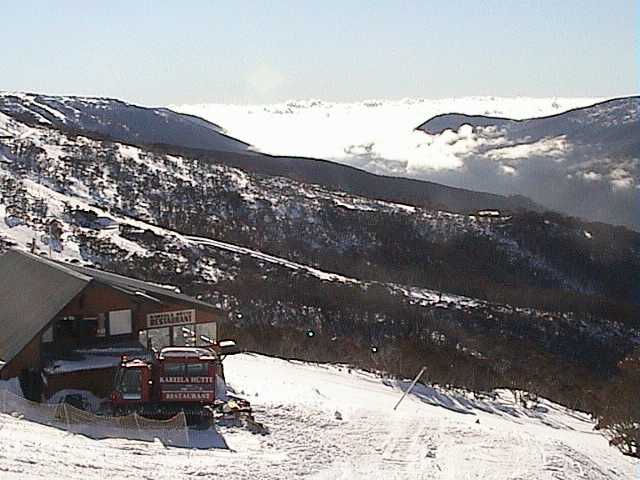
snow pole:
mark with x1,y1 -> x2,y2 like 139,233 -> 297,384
393,366 -> 426,411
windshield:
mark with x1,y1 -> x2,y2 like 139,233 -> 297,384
118,369 -> 142,400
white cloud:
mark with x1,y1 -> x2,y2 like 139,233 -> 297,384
484,136 -> 572,161
500,165 -> 517,175
172,97 -> 601,172
581,171 -> 602,181
609,168 -> 635,190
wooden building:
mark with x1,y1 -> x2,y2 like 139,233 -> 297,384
0,249 -> 223,399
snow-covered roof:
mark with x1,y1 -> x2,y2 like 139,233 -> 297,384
44,356 -> 125,375
158,347 -> 214,359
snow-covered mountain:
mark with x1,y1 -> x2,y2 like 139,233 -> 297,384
0,92 -> 541,215
173,96 -> 639,229
1,353 -> 636,479
416,97 -> 640,229
0,92 -> 256,154
1,92 -> 640,467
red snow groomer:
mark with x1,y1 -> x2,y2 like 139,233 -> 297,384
110,347 -> 219,424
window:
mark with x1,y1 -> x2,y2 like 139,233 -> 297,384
42,325 -> 53,343
77,317 -> 98,337
54,316 -> 76,340
161,363 -> 208,377
52,316 -> 99,344
186,363 -> 207,376
172,325 -> 196,347
109,310 -> 132,335
139,321 -> 217,349
143,327 -> 171,350
138,330 -> 148,348
195,322 -> 217,345
163,363 -> 185,377
118,369 -> 142,400
97,313 -> 106,337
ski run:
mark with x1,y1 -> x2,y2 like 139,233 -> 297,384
0,353 -> 636,479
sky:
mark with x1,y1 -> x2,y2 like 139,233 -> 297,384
1,0 -> 637,105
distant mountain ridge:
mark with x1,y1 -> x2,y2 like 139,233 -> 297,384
416,96 -> 640,230
0,92 -> 541,215
0,92 -> 256,154
417,96 -> 639,153
148,146 -> 541,214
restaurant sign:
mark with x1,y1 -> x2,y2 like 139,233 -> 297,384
162,391 -> 214,401
146,309 -> 195,328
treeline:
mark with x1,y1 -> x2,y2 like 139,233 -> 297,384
74,237 -> 639,457
3,132 -> 639,324
3,122 -> 640,456
596,352 -> 640,456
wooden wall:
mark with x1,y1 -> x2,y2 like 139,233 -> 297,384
60,283 -> 220,332
1,282 -> 222,383
44,367 -> 117,399
0,334 -> 41,380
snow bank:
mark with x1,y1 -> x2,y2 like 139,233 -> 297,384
46,389 -> 103,412
0,376 -> 22,396
44,356 -> 122,375
0,354 -> 636,479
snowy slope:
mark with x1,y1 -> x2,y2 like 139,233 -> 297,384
0,92 -> 544,215
0,118 -> 632,332
1,165 -> 607,347
0,353 -> 636,479
0,92 -> 256,154
1,96 -> 640,471
1,107 -> 638,373
414,97 -> 640,229
172,96 -> 639,229
417,97 -> 640,166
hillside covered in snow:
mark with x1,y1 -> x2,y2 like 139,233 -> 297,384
174,96 -> 639,229
0,91 -> 541,215
1,92 -> 640,467
0,92 -> 256,155
416,97 -> 640,230
0,353 -> 637,479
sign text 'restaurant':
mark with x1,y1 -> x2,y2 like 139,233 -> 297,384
147,309 -> 195,328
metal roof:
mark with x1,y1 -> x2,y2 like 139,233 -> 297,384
0,249 -> 219,367
0,250 -> 91,365
52,260 -> 217,311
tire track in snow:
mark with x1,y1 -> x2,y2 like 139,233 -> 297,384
305,414 -> 442,480
542,440 -> 622,479
379,418 -> 440,479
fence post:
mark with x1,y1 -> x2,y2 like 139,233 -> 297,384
133,412 -> 141,436
184,413 -> 190,447
0,388 -> 6,413
63,403 -> 70,431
